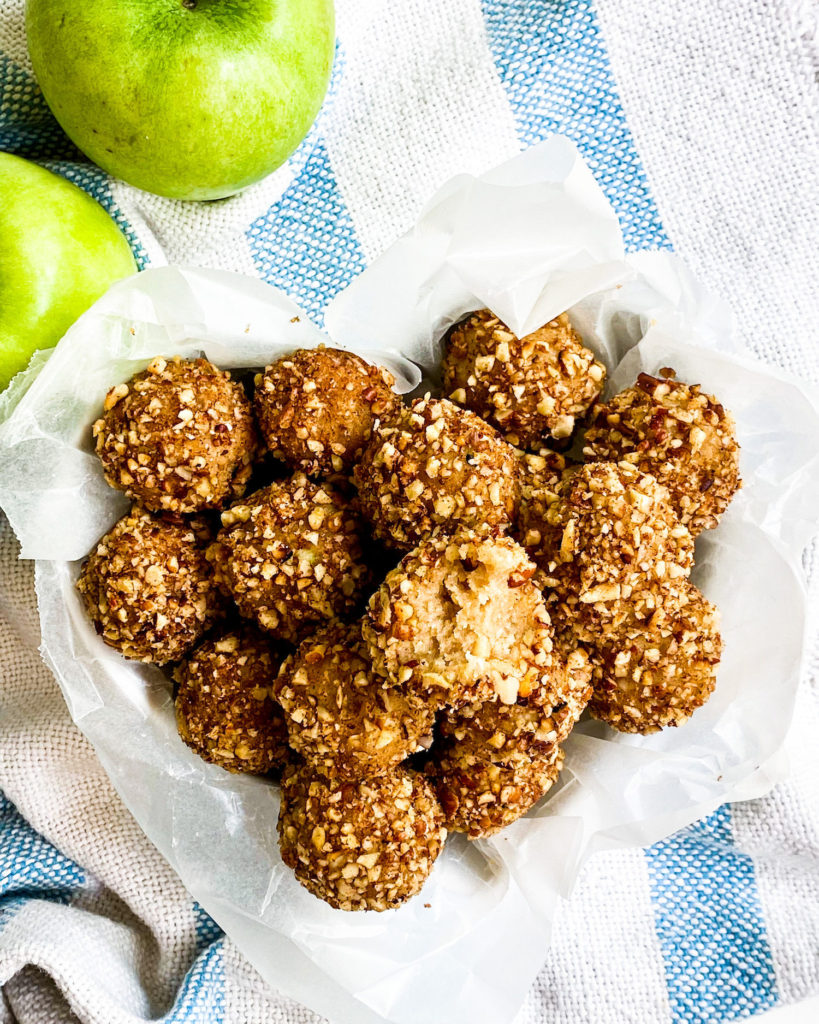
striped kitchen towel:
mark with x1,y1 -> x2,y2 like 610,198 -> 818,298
1,1 -> 818,1023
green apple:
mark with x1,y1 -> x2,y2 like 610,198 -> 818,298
0,152 -> 137,390
26,0 -> 336,201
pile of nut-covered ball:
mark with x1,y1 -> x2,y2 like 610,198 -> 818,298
78,310 -> 740,912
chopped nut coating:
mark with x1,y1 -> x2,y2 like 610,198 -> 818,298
533,462 -> 694,640
514,448 -> 578,553
274,621 -> 435,780
93,356 -> 256,513
353,396 -> 519,551
583,371 -> 741,535
439,644 -> 591,767
444,310 -> 605,448
254,347 -> 400,477
207,474 -> 370,643
428,639 -> 588,838
429,745 -> 565,839
364,529 -> 555,708
587,581 -> 722,733
174,629 -> 289,774
77,507 -> 223,664
278,763 -> 446,911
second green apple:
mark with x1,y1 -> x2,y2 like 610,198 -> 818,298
27,0 -> 335,201
0,153 -> 136,391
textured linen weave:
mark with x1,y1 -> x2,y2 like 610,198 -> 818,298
1,1 -> 818,1022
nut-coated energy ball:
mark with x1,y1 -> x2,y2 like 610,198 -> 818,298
364,530 -> 556,708
535,462 -> 694,641
174,630 -> 290,774
587,581 -> 722,733
77,507 -> 223,663
443,309 -> 605,448
274,621 -> 435,780
428,744 -> 565,839
353,396 -> 520,551
254,347 -> 400,477
93,356 -> 256,513
278,763 -> 447,911
207,474 -> 370,643
583,371 -> 741,535
428,643 -> 588,838
439,644 -> 591,768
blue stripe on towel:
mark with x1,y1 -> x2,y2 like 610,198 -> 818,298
163,937 -> 226,1024
0,791 -> 227,1021
246,44 -> 366,326
645,805 -> 779,1022
246,135 -> 366,327
0,53 -> 77,160
481,0 -> 669,252
193,901 -> 224,952
0,792 -> 85,927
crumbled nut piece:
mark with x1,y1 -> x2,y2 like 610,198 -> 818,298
207,474 -> 370,643
174,628 -> 290,774
443,310 -> 606,448
583,371 -> 741,534
254,347 -> 400,477
353,396 -> 520,551
531,462 -> 694,641
363,529 -> 555,708
514,448 -> 579,552
586,581 -> 722,733
274,621 -> 435,780
104,383 -> 129,410
77,507 -> 224,663
278,763 -> 446,911
93,356 -> 256,513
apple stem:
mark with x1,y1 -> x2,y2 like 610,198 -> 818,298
182,0 -> 197,10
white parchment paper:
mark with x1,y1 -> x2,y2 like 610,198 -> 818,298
1,136 -> 818,1024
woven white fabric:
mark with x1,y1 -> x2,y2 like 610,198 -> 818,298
0,0 -> 818,1023
576,4 -> 819,1015
0,532 -> 203,1021
595,6 -> 819,1009
596,0 -> 819,380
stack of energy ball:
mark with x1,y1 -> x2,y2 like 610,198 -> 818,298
77,310 -> 741,912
